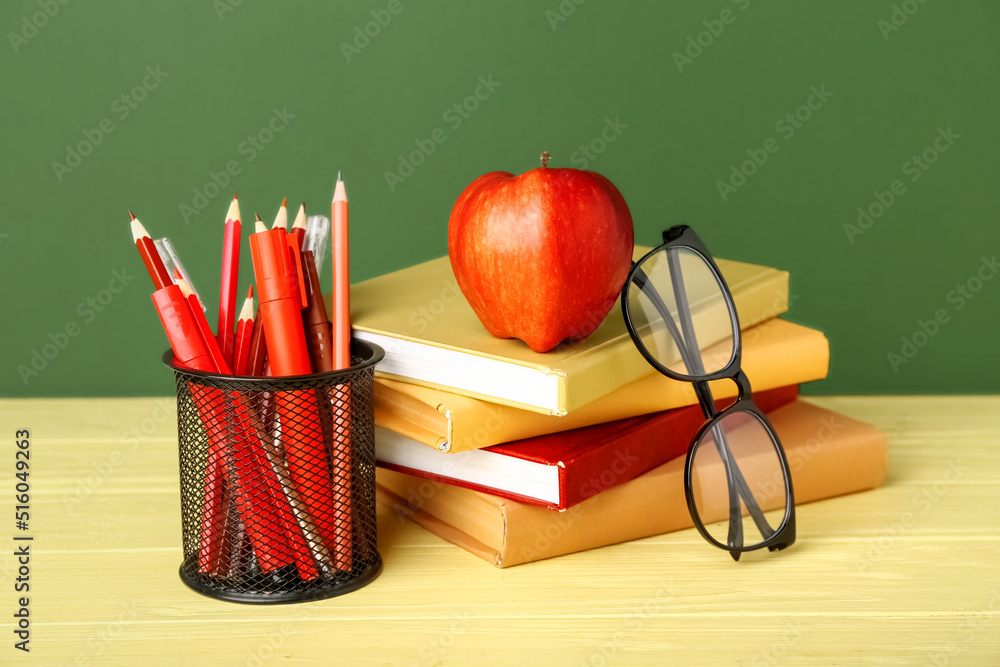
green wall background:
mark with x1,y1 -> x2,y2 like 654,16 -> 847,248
2,0 -> 998,397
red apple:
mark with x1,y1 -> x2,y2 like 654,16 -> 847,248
448,152 -> 634,353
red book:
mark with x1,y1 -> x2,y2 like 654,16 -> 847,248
376,385 -> 798,510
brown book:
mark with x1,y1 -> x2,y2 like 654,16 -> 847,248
376,400 -> 888,567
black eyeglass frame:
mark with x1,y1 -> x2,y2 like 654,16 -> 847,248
620,225 -> 796,558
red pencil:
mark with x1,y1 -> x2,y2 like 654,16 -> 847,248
232,287 -> 255,376
273,197 -> 288,231
332,174 -> 351,370
330,174 -> 353,570
217,194 -> 241,364
130,212 -> 172,291
291,202 -> 307,250
246,308 -> 268,377
179,279 -> 231,375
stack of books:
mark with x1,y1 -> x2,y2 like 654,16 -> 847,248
350,249 -> 888,567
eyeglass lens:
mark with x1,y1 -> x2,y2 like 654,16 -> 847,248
627,246 -> 737,378
689,410 -> 789,549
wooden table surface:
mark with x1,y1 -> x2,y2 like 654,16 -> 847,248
1,396 -> 997,666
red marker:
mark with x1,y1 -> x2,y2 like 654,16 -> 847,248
217,195 -> 241,363
250,214 -> 311,374
250,211 -> 340,569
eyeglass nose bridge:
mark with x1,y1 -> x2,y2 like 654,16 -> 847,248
730,369 -> 753,405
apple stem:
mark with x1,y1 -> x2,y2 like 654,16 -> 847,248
540,151 -> 550,168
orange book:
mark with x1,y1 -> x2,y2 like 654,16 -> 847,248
375,319 -> 828,452
376,400 -> 888,567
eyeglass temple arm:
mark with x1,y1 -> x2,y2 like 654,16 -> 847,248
663,251 -> 752,553
633,261 -> 776,551
663,251 -> 779,545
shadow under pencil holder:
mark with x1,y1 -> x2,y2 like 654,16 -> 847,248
164,340 -> 384,604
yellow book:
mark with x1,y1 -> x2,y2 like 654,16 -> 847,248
351,248 -> 789,416
375,318 -> 828,452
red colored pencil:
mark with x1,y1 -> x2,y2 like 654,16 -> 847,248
246,308 -> 268,377
130,212 -> 172,291
332,175 -> 351,370
179,279 -> 231,375
330,174 -> 353,570
217,194 -> 241,364
273,197 -> 288,231
232,286 -> 255,376
291,202 -> 307,250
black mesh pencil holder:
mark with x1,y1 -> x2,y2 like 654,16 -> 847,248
163,340 -> 384,604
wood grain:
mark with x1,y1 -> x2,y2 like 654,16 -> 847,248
0,396 -> 997,665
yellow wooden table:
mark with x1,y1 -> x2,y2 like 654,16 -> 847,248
1,396 -> 997,665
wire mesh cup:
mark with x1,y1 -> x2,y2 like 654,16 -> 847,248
164,340 -> 385,604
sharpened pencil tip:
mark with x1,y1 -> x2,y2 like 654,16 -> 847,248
337,171 -> 342,182
255,213 -> 262,222
292,202 -> 308,230
130,218 -> 149,242
333,176 -> 347,203
247,285 -> 254,299
272,199 -> 288,230
238,290 -> 254,320
128,210 -> 136,221
225,195 -> 241,224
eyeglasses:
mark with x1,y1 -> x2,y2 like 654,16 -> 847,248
620,225 -> 795,560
